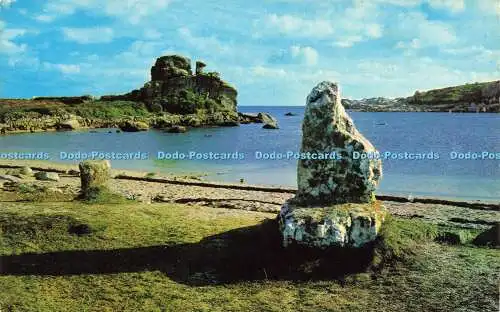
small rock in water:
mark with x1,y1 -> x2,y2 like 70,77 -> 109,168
167,125 -> 188,133
258,112 -> 279,129
34,171 -> 60,182
278,81 -> 386,249
119,121 -> 149,132
263,123 -> 279,129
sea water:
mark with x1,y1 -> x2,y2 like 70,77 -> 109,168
0,107 -> 498,202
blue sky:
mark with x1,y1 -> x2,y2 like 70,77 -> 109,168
0,0 -> 499,106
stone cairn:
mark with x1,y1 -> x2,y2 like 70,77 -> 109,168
278,81 -> 386,248
79,160 -> 111,200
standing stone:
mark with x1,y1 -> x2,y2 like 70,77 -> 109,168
296,81 -> 382,205
79,160 -> 111,199
278,81 -> 386,248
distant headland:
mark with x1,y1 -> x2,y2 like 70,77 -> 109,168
342,80 -> 500,112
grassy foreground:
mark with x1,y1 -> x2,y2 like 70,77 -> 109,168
0,201 -> 498,312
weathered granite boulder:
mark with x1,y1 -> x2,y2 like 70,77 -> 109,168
34,171 -> 60,182
79,160 -> 111,199
119,120 -> 149,132
166,125 -> 188,133
238,112 -> 279,125
260,112 -> 279,129
151,55 -> 192,80
472,223 -> 500,247
296,81 -> 382,205
278,81 -> 386,248
279,202 -> 385,248
56,117 -> 81,130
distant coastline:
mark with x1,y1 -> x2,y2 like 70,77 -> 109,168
342,80 -> 500,113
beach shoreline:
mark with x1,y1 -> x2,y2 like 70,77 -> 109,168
1,159 -> 498,207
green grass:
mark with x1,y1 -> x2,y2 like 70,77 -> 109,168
0,100 -> 151,123
0,201 -> 498,311
67,100 -> 151,119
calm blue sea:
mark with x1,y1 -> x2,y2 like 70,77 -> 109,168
1,106 -> 499,202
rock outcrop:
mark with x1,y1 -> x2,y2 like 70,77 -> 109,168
56,116 -> 81,130
101,55 -> 238,116
278,81 -> 386,249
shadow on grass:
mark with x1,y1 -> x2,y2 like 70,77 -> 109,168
0,219 -> 377,285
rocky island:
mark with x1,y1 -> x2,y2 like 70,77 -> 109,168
0,55 -> 274,134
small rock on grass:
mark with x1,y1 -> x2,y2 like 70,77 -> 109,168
34,171 -> 60,182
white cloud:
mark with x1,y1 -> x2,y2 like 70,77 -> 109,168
0,0 -> 15,8
373,0 -> 465,12
257,7 -> 384,48
373,0 -> 421,6
0,22 -> 27,55
43,62 -> 81,74
334,36 -> 363,48
178,27 -> 232,55
427,0 -> 465,12
62,27 -> 114,44
258,14 -> 334,38
366,24 -> 383,39
144,29 -> 162,40
394,12 -> 457,49
442,45 -> 500,64
290,45 -> 318,66
251,66 -> 288,78
477,0 -> 500,16
351,57 -> 499,97
42,0 -> 172,24
35,15 -> 56,23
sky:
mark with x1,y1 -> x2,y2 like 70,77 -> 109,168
0,0 -> 499,106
